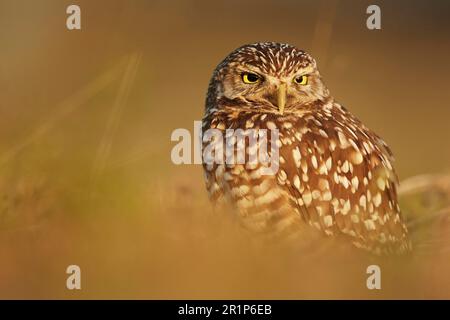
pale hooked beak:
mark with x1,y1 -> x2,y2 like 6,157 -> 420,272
277,83 -> 287,115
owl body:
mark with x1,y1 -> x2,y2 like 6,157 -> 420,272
202,42 -> 411,254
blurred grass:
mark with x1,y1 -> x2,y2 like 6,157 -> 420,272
0,0 -> 450,299
0,167 -> 449,299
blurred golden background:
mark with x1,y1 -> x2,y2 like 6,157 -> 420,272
0,0 -> 449,299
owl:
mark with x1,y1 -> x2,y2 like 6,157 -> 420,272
202,42 -> 411,255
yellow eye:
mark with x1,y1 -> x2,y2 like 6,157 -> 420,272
242,73 -> 260,84
294,75 -> 308,85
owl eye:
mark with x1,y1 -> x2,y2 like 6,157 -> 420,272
242,72 -> 261,84
294,75 -> 308,85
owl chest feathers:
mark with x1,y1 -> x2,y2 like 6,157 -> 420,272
202,103 -> 411,253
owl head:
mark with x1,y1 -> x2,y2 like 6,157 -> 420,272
206,42 -> 330,114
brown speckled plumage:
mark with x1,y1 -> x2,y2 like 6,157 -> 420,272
202,42 -> 411,255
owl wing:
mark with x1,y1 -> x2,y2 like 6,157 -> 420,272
277,103 -> 411,254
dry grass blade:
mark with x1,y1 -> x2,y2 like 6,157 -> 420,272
0,57 -> 130,167
90,52 -> 142,193
311,0 -> 339,68
399,173 -> 450,196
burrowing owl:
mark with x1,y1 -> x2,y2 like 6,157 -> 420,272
202,42 -> 411,255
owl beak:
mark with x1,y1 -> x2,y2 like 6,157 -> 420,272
277,83 -> 287,115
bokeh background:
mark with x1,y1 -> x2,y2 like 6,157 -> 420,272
0,0 -> 449,299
